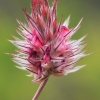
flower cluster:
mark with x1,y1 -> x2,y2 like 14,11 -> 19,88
10,0 -> 86,82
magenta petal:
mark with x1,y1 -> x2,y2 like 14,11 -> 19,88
10,0 -> 87,83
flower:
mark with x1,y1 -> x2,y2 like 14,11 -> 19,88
10,0 -> 86,83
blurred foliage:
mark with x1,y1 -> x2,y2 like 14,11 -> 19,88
0,0 -> 100,100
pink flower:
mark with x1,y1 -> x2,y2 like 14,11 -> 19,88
10,0 -> 86,82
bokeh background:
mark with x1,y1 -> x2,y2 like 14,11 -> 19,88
0,0 -> 100,100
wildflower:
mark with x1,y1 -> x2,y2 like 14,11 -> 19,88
10,0 -> 86,83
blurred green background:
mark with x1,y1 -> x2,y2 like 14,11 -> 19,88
0,0 -> 100,100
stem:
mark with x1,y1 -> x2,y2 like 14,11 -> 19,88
32,78 -> 48,100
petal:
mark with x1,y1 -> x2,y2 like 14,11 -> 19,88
63,15 -> 70,27
63,65 -> 85,75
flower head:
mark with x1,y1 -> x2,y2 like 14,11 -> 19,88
10,0 -> 86,82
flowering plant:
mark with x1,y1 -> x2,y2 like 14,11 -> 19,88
10,0 -> 86,100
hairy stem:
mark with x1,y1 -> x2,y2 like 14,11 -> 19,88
32,78 -> 48,100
